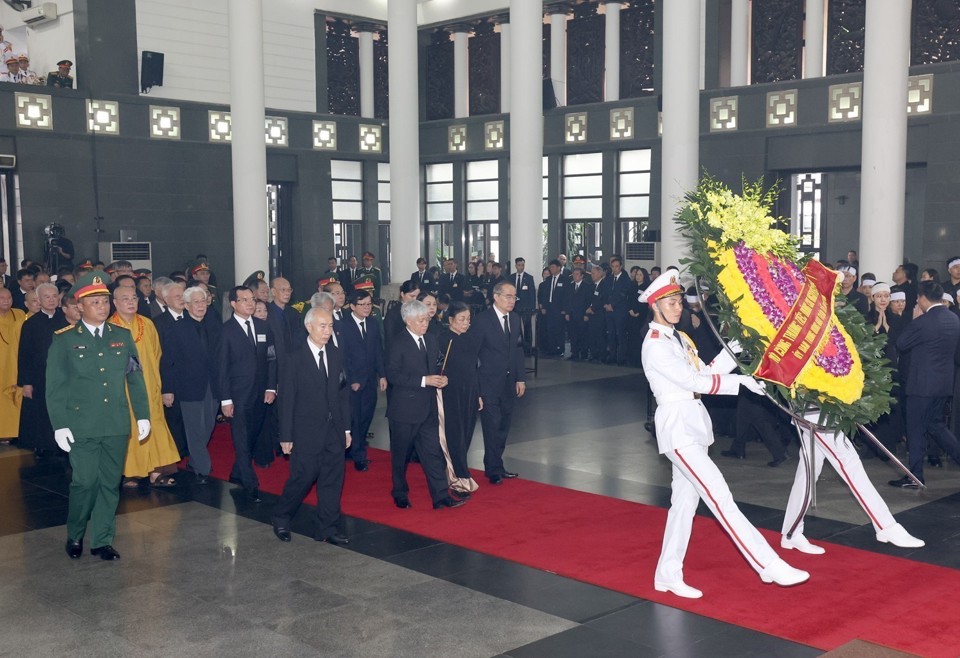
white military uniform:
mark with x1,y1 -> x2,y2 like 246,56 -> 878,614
783,411 -> 897,536
642,319 -> 782,584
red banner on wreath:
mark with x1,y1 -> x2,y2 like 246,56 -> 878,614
754,259 -> 840,388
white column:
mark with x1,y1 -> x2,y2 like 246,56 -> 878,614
804,0 -> 825,79
859,0 -> 911,280
388,0 -> 421,270
604,2 -> 620,101
730,0 -> 749,87
660,0 -> 701,269
509,0 -> 543,266
357,28 -> 375,118
228,0 -> 268,282
549,10 -> 567,106
453,29 -> 470,118
699,0 -> 707,89
500,21 -> 511,112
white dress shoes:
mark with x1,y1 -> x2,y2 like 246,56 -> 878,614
759,558 -> 810,587
876,523 -> 925,548
781,533 -> 826,555
654,580 -> 703,599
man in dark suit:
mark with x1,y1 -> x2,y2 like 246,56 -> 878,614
410,257 -> 430,290
218,286 -> 277,502
539,260 -> 568,356
339,255 -> 360,293
605,255 -> 633,365
384,280 -> 421,359
565,267 -> 591,361
475,281 -> 527,484
386,300 -> 465,510
586,266 -> 609,362
892,280 -> 960,488
512,257 -> 537,355
11,268 -> 35,312
271,308 -> 352,544
340,289 -> 387,471
439,258 -> 466,302
0,257 -> 11,289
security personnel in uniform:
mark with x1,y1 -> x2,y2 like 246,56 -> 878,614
46,59 -> 74,88
46,272 -> 150,561
356,251 -> 383,302
640,268 -> 808,598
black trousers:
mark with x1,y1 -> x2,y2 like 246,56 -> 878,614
730,393 -> 788,460
605,310 -> 627,363
348,374 -> 378,464
272,422 -> 344,539
389,410 -> 448,502
568,315 -> 588,358
587,312 -> 606,359
442,384 -> 479,478
906,395 -> 960,482
229,398 -> 268,489
480,381 -> 517,478
163,399 -> 189,458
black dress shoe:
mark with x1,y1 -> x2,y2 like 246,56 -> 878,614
721,449 -> 745,459
65,539 -> 83,559
195,474 -> 210,485
393,496 -> 411,509
433,497 -> 467,509
502,471 -> 519,479
247,488 -> 262,503
449,488 -> 471,500
488,475 -> 503,485
768,455 -> 790,468
929,456 -> 943,468
319,533 -> 350,545
888,476 -> 922,489
91,545 -> 121,561
273,525 -> 291,542
354,460 -> 369,472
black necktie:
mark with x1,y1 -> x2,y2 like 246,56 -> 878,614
94,327 -> 100,339
317,349 -> 327,379
360,320 -> 367,340
517,274 -> 521,289
245,319 -> 256,349
550,276 -> 557,302
418,336 -> 425,353
502,314 -> 510,338
674,331 -> 685,351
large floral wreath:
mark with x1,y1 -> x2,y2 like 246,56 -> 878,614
676,176 -> 894,436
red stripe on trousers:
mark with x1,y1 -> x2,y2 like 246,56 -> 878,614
674,448 -> 766,569
813,431 -> 884,529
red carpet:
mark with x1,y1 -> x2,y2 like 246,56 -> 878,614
204,426 -> 960,656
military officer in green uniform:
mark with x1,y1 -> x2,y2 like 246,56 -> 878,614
45,59 -> 73,88
46,272 -> 150,561
356,251 -> 383,303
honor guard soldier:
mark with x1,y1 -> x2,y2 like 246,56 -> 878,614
46,59 -> 73,88
357,251 -> 383,302
46,272 -> 151,561
640,268 -> 809,599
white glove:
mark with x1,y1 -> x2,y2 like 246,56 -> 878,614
137,419 -> 151,441
726,338 -> 743,354
739,376 -> 766,395
54,428 -> 74,453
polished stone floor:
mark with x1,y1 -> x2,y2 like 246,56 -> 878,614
3,357 -> 959,656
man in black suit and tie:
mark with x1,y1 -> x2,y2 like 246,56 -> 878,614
339,255 -> 360,293
0,258 -> 11,289
440,258 -> 466,302
271,308 -> 352,544
386,300 -> 465,510
892,280 -> 960,488
410,257 -> 430,290
565,267 -> 592,361
475,281 -> 527,484
605,255 -> 633,365
512,257 -> 536,355
218,286 -> 277,502
340,289 -> 387,471
539,260 -> 567,356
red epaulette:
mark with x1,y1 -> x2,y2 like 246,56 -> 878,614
650,329 -> 660,338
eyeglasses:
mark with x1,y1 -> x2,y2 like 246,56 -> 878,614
354,301 -> 373,307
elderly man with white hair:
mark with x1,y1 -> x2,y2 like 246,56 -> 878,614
17,282 -> 69,459
310,291 -> 340,346
385,300 -> 465,510
159,286 -> 222,484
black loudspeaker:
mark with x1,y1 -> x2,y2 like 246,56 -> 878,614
543,78 -> 558,111
141,51 -> 164,93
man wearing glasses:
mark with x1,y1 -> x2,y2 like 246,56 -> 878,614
473,281 -> 526,484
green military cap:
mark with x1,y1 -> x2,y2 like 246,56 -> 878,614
133,268 -> 152,276
70,271 -> 110,299
243,270 -> 265,289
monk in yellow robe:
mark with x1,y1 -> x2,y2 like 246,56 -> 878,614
109,285 -> 181,484
0,288 -> 25,441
